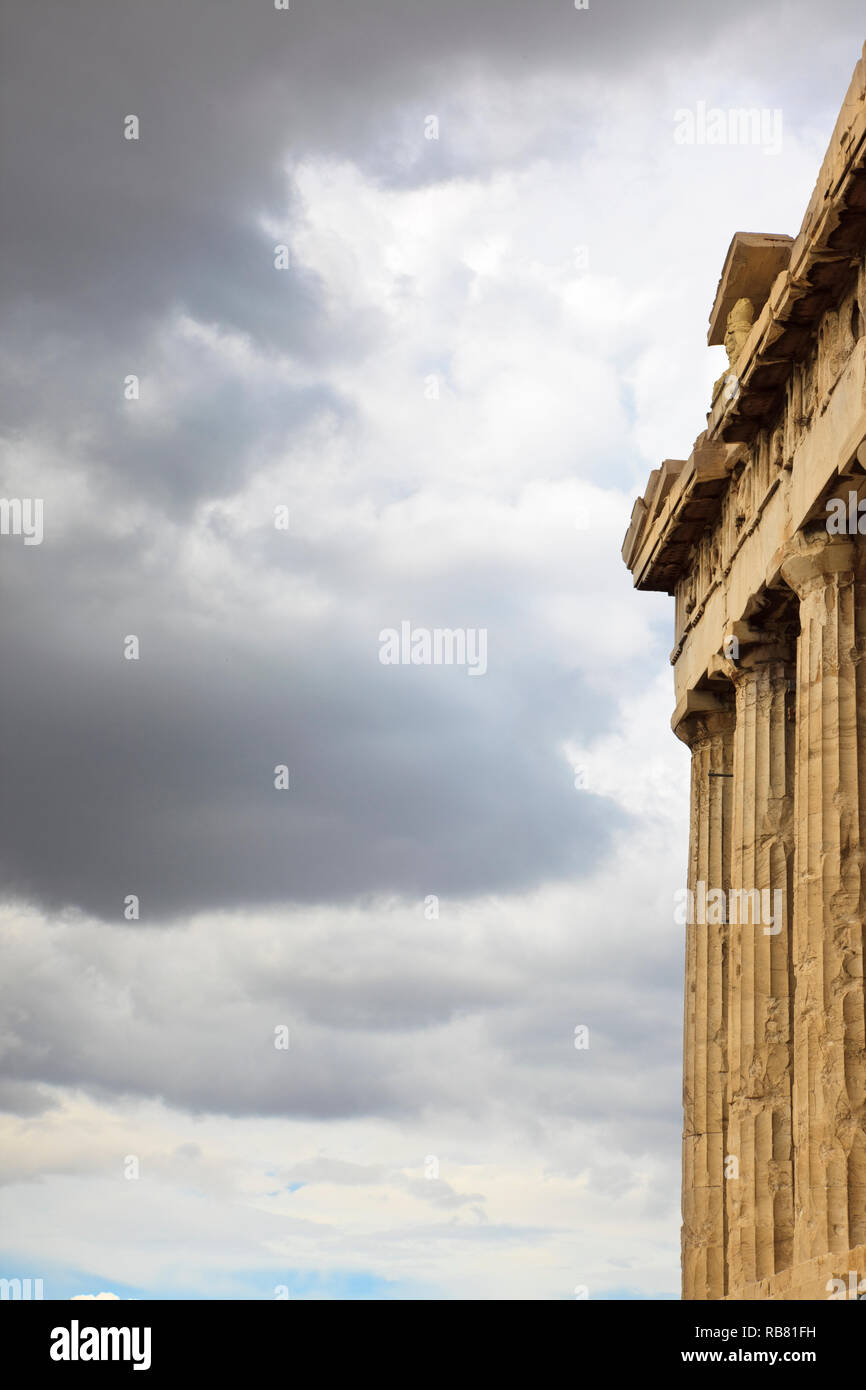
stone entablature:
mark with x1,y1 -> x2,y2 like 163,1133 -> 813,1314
623,44 -> 866,1301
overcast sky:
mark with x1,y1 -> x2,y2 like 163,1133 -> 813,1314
0,0 -> 864,1301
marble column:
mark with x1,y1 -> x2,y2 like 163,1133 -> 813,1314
724,634 -> 796,1291
780,533 -> 866,1265
676,701 -> 735,1299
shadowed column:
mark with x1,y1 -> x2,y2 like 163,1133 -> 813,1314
724,627 -> 796,1291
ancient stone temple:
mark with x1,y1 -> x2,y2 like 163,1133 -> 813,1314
622,45 -> 866,1300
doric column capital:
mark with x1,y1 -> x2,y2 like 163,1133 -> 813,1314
672,690 -> 735,748
709,604 -> 798,684
725,632 -> 796,688
775,530 -> 858,599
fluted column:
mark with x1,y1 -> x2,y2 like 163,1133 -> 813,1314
725,636 -> 796,1292
780,532 -> 866,1265
676,701 -> 735,1299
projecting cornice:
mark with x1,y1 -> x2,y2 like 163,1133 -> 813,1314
707,233 -> 794,349
621,437 -> 737,592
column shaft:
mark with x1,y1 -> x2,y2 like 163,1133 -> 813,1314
781,535 -> 866,1264
726,651 -> 795,1291
678,705 -> 735,1299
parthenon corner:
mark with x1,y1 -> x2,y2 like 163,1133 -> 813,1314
623,43 -> 866,1301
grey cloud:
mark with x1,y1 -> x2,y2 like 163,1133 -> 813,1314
0,1080 -> 60,1117
0,526 -> 625,919
0,892 -> 682,1156
4,0 -> 852,335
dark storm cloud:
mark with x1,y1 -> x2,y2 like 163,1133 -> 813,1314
4,0 -> 856,923
2,0 -> 844,339
0,3 -> 654,919
0,523 -> 623,919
